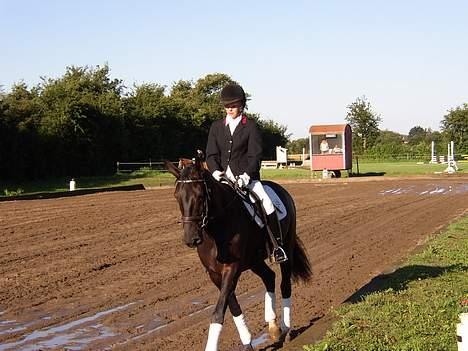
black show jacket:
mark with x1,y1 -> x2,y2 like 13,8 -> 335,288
206,115 -> 262,180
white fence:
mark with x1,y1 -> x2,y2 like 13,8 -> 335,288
116,161 -> 173,173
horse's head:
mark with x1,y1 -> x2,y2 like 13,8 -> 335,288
165,151 -> 209,248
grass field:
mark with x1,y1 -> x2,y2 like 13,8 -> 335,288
1,161 -> 466,197
303,216 -> 468,351
0,170 -> 176,196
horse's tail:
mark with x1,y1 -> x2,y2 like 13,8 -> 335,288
290,236 -> 312,283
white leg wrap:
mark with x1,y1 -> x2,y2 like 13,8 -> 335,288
281,298 -> 291,330
265,291 -> 276,322
205,323 -> 223,351
233,314 -> 252,345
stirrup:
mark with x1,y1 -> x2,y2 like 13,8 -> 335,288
272,247 -> 288,263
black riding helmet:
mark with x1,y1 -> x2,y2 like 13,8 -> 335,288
220,83 -> 246,107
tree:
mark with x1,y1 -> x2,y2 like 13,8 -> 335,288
37,64 -> 126,176
123,83 -> 168,160
441,103 -> 468,153
0,66 -> 291,181
0,82 -> 43,179
345,96 -> 381,154
254,116 -> 288,159
286,138 -> 309,154
190,73 -> 233,127
408,126 -> 426,145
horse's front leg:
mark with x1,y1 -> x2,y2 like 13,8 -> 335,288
205,264 -> 240,351
229,292 -> 254,350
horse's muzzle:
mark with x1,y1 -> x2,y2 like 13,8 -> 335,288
186,237 -> 203,248
184,227 -> 203,248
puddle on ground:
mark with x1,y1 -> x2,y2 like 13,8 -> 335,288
188,305 -> 213,317
379,184 -> 468,196
0,302 -> 136,351
129,317 -> 170,342
251,332 -> 270,348
1,285 -> 271,349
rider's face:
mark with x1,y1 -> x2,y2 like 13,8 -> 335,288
224,102 -> 243,118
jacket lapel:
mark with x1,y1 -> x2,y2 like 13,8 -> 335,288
232,115 -> 247,138
223,119 -> 231,141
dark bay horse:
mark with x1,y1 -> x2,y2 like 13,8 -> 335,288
165,154 -> 312,351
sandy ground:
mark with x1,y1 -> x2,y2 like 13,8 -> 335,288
0,176 -> 467,351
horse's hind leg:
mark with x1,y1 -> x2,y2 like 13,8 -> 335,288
279,262 -> 292,339
251,261 -> 281,342
228,293 -> 254,350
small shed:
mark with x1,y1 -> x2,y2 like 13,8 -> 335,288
308,124 -> 352,176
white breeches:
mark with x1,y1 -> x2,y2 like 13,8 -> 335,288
247,180 -> 275,215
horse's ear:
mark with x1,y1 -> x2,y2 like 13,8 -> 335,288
164,160 -> 180,179
196,149 -> 205,160
195,150 -> 206,170
178,158 -> 193,168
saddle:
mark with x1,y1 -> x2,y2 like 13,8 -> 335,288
220,177 -> 286,227
241,185 -> 287,228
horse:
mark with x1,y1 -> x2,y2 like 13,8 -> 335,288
165,153 -> 312,351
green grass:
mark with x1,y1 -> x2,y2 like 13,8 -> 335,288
303,216 -> 468,351
0,170 -> 176,197
354,161 -> 467,176
260,161 -> 467,180
1,161 -> 466,197
260,167 -> 313,179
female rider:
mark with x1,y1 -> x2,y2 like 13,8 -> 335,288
205,83 -> 287,263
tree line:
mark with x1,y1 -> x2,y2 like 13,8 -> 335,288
2,65 -> 466,181
0,65 -> 287,181
287,96 -> 468,159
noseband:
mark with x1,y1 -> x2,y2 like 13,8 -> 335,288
176,178 -> 209,228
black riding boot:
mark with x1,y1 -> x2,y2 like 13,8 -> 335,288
266,212 -> 288,263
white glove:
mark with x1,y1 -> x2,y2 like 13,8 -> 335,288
237,172 -> 250,188
212,170 -> 224,181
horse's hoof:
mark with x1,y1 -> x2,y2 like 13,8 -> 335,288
281,328 -> 292,343
268,320 -> 282,342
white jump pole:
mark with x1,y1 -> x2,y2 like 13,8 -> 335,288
69,178 -> 76,191
445,141 -> 456,174
431,141 -> 436,163
451,141 -> 455,163
457,313 -> 468,351
448,143 -> 451,162
309,133 -> 313,172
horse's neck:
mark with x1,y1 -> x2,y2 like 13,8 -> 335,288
208,180 -> 241,217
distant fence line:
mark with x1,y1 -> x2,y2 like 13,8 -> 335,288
116,161 -> 176,173
116,153 -> 466,173
353,153 -> 466,162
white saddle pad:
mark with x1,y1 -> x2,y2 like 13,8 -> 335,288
243,185 -> 287,227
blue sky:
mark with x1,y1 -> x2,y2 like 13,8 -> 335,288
2,0 -> 467,138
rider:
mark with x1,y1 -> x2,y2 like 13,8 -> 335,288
205,83 -> 287,263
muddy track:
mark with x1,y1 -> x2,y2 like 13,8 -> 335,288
0,177 -> 467,351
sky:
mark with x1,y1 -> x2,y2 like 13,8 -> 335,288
1,0 -> 467,139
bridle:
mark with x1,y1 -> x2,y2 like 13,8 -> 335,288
176,173 -> 243,230
176,178 -> 210,229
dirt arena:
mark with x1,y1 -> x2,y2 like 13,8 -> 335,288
1,176 -> 467,351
